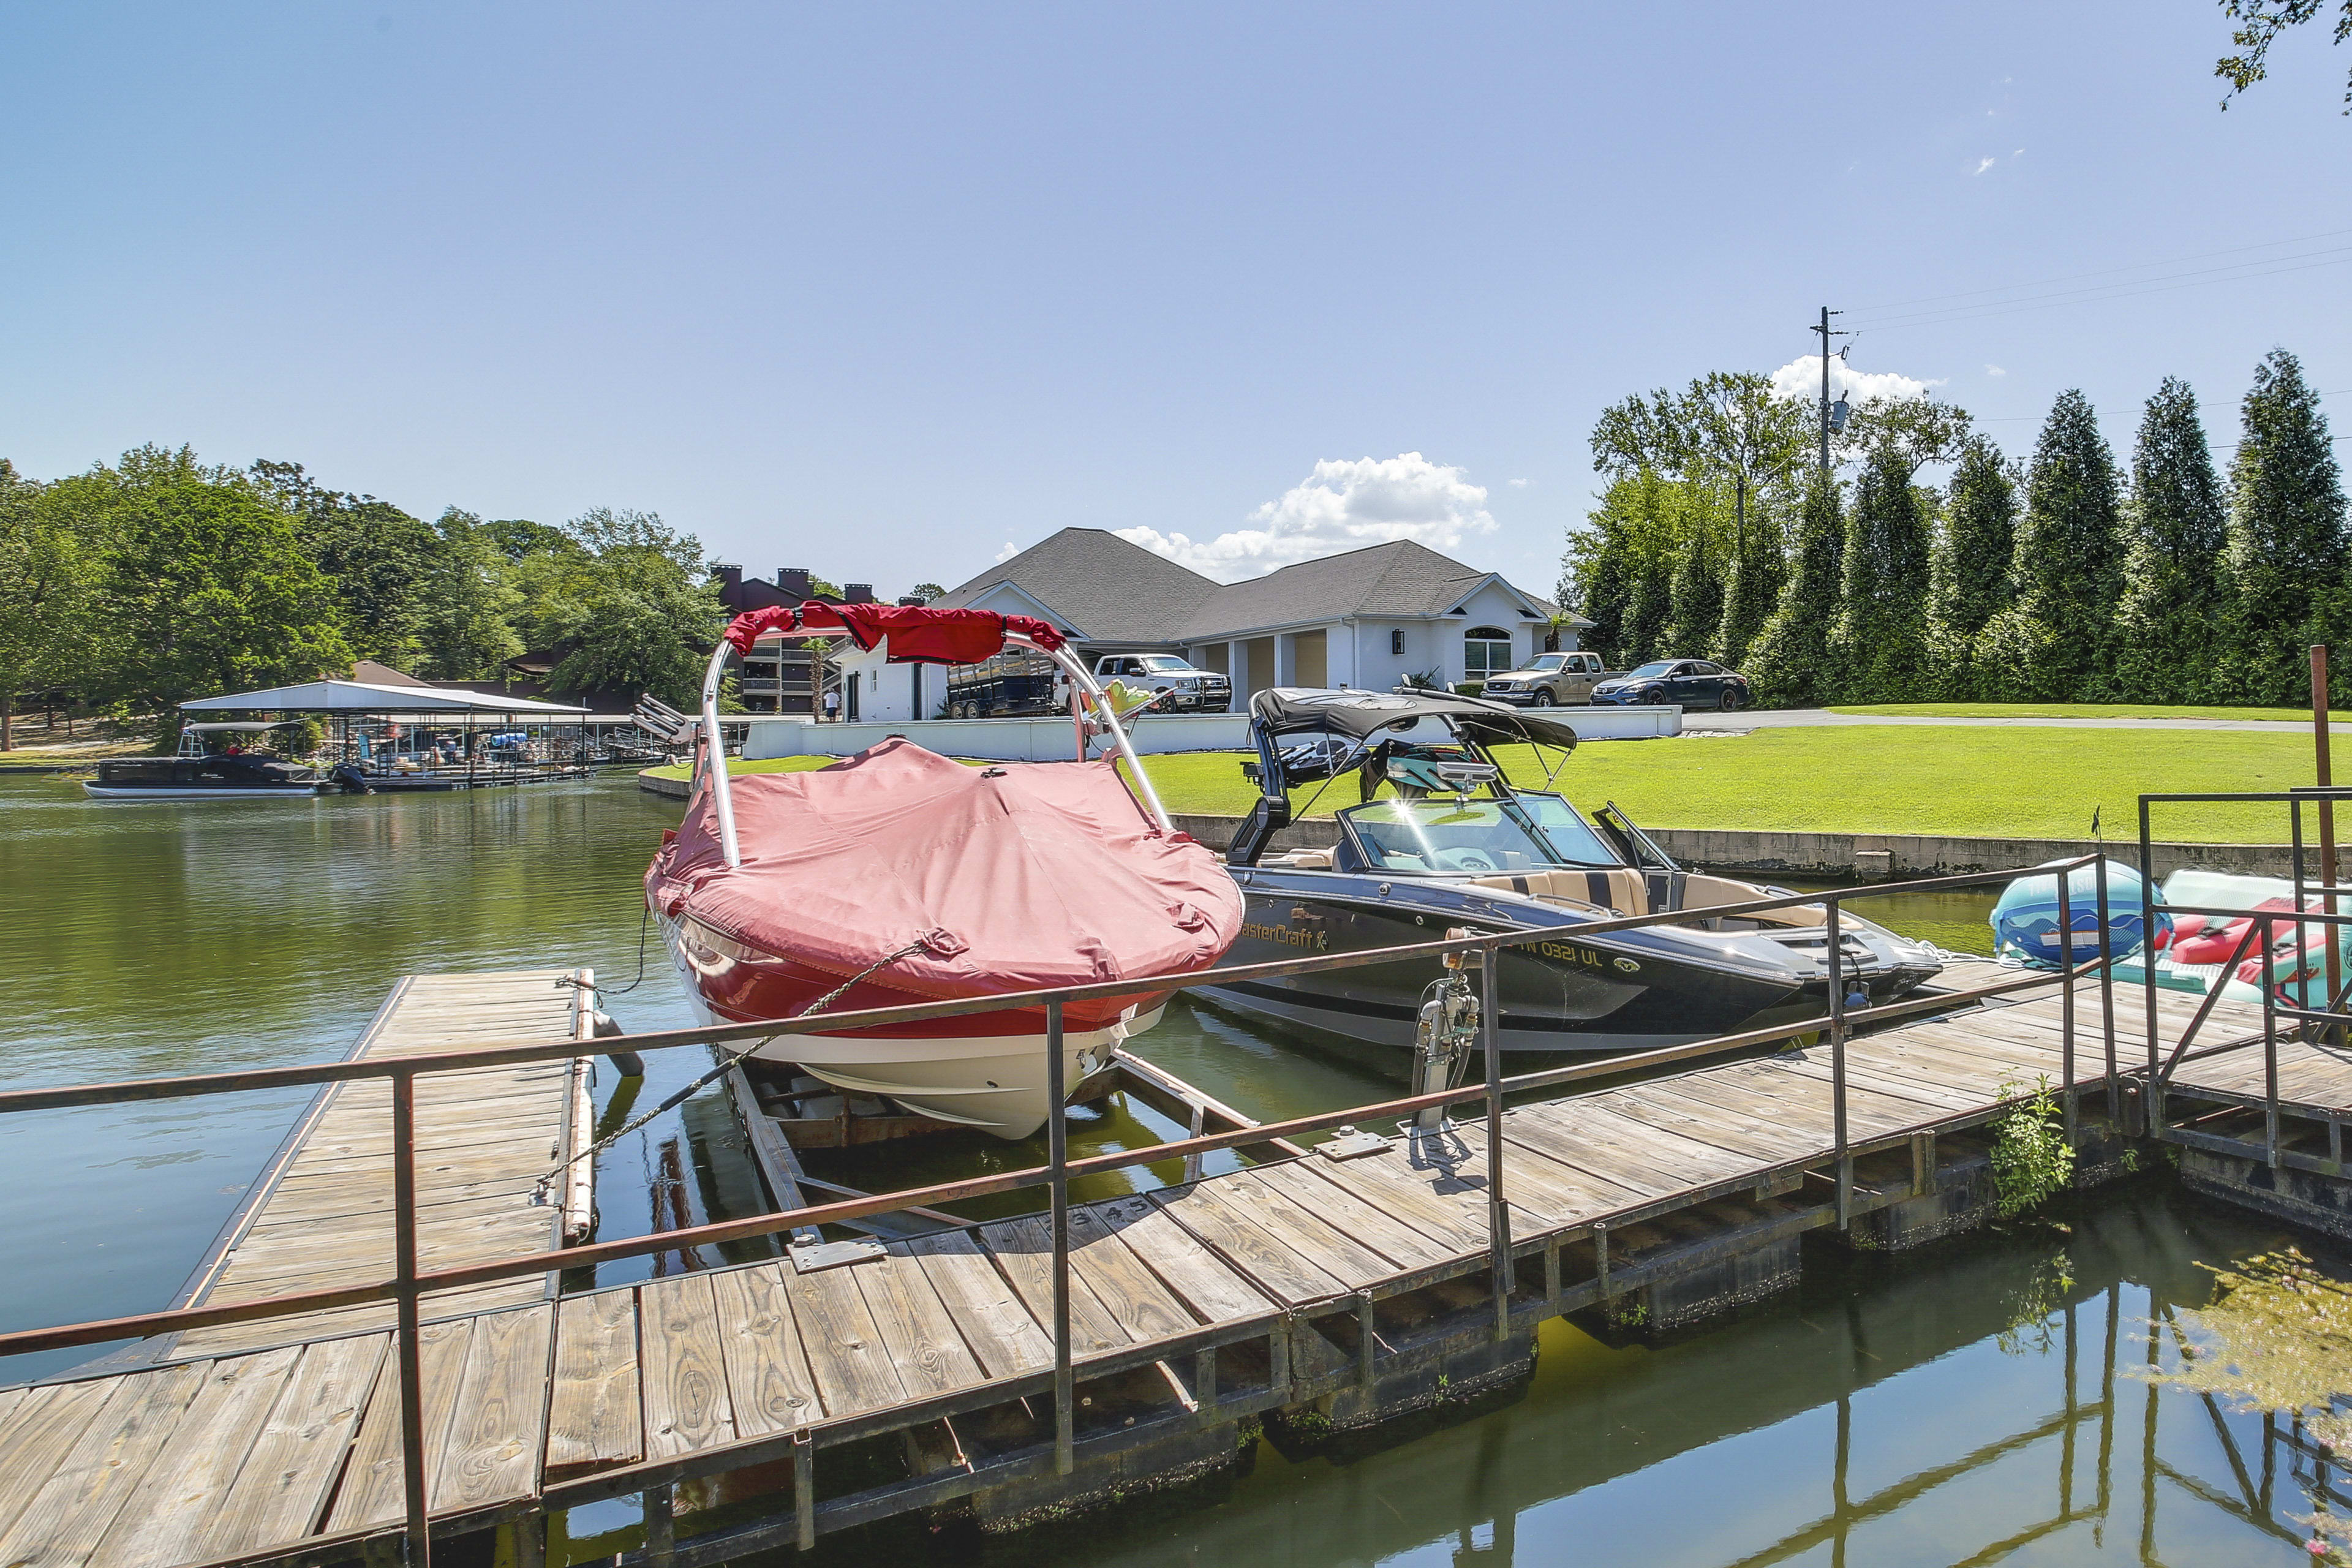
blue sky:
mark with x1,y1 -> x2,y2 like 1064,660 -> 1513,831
4,3 -> 2347,602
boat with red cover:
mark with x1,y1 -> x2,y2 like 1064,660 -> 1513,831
645,601 -> 1243,1139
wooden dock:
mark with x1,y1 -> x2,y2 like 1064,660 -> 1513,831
4,959 -> 2335,1568
165,970 -> 596,1359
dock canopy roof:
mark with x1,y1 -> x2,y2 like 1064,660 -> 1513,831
181,680 -> 591,716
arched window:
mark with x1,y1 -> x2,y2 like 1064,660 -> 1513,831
1464,627 -> 1513,679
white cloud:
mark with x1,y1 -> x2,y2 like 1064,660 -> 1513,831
1509,477 -> 1529,488
1770,355 -> 1942,407
1985,364 -> 2007,377
1973,156 -> 1997,175
2012,147 -> 2025,157
994,540 -> 1019,563
1115,453 -> 1497,582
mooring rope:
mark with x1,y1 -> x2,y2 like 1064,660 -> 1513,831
532,937 -> 935,1207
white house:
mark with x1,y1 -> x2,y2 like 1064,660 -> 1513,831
826,529 -> 1585,721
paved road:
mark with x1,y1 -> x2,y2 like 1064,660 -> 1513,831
1679,707 -> 2322,734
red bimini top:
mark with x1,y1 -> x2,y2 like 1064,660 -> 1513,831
646,739 -> 1242,1000
723,601 -> 1065,663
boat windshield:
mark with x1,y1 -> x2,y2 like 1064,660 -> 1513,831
1339,797 -> 1611,874
1510,792 -> 1621,866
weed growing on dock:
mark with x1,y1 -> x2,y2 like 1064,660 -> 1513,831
1990,1076 -> 2075,1217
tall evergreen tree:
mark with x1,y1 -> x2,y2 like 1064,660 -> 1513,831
1742,473 -> 1845,706
1975,391 -> 2124,699
2222,348 -> 2348,705
2113,377 -> 2229,703
1665,504 -> 1726,660
1715,498 -> 1787,669
1621,554 -> 1672,666
1924,437 -> 2019,699
1831,443 -> 1933,702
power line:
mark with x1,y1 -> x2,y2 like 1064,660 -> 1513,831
1849,249 -> 2352,334
1848,225 -> 2352,313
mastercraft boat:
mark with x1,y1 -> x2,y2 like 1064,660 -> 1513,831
645,601 -> 1245,1139
1197,688 -> 1943,1062
83,722 -> 328,799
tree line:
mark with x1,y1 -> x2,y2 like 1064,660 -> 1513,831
0,445 -> 730,748
1560,348 -> 2348,708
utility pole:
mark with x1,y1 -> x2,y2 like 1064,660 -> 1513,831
1812,306 -> 1845,484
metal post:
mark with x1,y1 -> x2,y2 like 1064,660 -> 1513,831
2097,857 -> 2117,1110
2139,798 -> 2161,1131
2261,916 -> 2281,1169
2316,646 -> 2342,1044
644,1483 -> 675,1567
1482,940 -> 1514,1334
1826,897 -> 1850,1230
793,1432 -> 815,1551
1046,997 -> 1074,1476
391,1068 -> 431,1568
2057,864 -> 2076,1144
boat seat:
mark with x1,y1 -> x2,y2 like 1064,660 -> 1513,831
1468,869 -> 1647,915
1265,847 -> 1335,869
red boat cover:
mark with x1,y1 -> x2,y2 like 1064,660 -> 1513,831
646,739 -> 1242,1000
722,602 -> 1065,663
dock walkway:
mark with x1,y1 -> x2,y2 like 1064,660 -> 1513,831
2,963 -> 2330,1567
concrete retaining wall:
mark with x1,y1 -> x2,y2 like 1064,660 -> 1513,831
641,780 -> 2286,883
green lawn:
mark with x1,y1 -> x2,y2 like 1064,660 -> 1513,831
657,728 -> 2322,843
642,757 -> 834,782
1827,702 -> 2340,723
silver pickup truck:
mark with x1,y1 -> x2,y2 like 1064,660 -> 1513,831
1475,650 -> 1620,706
1092,654 -> 1233,713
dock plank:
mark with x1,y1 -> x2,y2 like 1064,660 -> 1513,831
850,1254 -> 989,1400
545,1289 -> 644,1477
0,1382 -> 121,1545
638,1277 -> 736,1462
978,1215 -> 1136,1353
432,1305 -> 552,1513
0,1363 -> 209,1568
197,1335 -> 386,1564
1146,1182 -> 1351,1308
1249,1159 -> 1460,1267
787,1259 -> 911,1419
899,1233 -> 1054,1378
1058,1205 -> 1210,1341
1074,1196 -> 1274,1325
88,1344 -> 304,1568
325,1317 -> 475,1534
709,1265 -> 820,1439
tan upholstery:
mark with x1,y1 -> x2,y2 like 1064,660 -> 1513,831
1267,847 -> 1335,869
1467,868 -> 1645,915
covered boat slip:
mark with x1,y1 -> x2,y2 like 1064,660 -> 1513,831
174,679 -> 626,791
0,946 -> 2301,1568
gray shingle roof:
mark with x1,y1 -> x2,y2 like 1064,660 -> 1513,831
941,529 -> 1574,646
1176,540 -> 1565,639
935,529 -> 1222,643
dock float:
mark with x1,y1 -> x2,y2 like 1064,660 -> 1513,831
2,944 -> 2329,1568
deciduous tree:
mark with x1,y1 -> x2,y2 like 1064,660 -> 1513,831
0,463 -> 101,750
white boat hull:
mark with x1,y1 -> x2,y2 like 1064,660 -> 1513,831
80,783 -> 322,800
657,913 -> 1160,1139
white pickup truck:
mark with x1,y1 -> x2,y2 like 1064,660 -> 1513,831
1091,654 -> 1233,713
1474,650 -> 1619,707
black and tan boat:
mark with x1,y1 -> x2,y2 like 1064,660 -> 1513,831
1198,688 -> 1942,1062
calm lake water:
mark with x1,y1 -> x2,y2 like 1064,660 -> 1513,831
0,772 -> 2335,1565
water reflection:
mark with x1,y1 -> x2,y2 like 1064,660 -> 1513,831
737,1194 -> 2330,1567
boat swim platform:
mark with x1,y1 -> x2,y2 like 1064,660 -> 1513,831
2,970 -> 2342,1568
